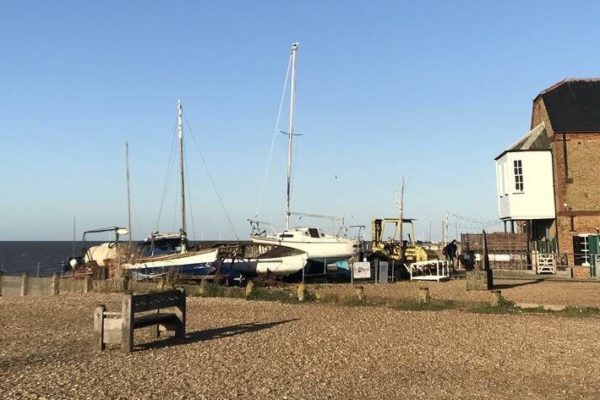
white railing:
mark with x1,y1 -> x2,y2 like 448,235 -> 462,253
406,259 -> 450,282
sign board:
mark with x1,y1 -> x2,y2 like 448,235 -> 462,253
378,261 -> 389,284
352,262 -> 371,279
488,254 -> 510,262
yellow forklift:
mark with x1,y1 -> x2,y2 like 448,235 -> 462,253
370,218 -> 433,263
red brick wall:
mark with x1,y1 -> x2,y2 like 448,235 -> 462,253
572,266 -> 591,279
534,99 -> 600,264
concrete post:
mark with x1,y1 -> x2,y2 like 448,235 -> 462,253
51,273 -> 60,295
21,273 -> 29,296
84,275 -> 92,293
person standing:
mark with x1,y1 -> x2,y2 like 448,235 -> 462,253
443,240 -> 458,269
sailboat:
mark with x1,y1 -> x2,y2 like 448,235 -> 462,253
249,43 -> 358,265
124,100 -> 219,279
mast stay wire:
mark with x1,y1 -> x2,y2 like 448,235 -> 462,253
184,115 -> 240,240
184,151 -> 196,241
254,54 -> 292,218
155,123 -> 179,230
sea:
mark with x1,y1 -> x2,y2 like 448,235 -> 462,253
0,240 -> 232,277
0,241 -> 104,276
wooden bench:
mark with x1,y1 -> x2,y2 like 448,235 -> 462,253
94,288 -> 186,353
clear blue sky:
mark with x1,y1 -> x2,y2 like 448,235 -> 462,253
2,0 -> 600,241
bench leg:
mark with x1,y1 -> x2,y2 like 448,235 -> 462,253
121,296 -> 134,353
175,300 -> 186,339
175,322 -> 183,339
155,308 -> 160,338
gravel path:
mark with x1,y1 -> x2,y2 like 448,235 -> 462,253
2,293 -> 600,399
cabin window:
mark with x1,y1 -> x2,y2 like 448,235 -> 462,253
513,160 -> 524,191
308,228 -> 320,238
280,234 -> 294,238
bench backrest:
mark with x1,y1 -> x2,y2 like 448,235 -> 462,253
130,289 -> 185,313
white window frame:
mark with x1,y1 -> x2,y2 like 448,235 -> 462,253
513,159 -> 524,192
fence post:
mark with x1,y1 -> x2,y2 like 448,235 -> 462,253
21,273 -> 29,296
51,273 -> 60,295
0,271 -> 3,297
84,274 -> 92,293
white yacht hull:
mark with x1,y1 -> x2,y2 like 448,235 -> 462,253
250,235 -> 356,264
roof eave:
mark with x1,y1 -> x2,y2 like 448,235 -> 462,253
494,149 -> 551,161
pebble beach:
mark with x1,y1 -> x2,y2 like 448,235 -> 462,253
2,279 -> 600,399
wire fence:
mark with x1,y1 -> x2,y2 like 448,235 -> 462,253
0,261 -> 66,278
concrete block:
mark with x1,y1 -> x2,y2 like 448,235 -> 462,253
466,270 -> 493,291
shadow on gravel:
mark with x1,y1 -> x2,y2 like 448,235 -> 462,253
493,279 -> 544,290
138,318 -> 300,350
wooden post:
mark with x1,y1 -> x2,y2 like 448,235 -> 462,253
21,273 -> 29,296
121,294 -> 134,353
0,271 -> 3,297
491,290 -> 503,307
94,305 -> 106,351
51,273 -> 59,295
245,281 -> 255,298
418,287 -> 430,304
297,283 -> 306,301
157,275 -> 166,290
198,278 -> 208,296
355,286 -> 365,302
314,288 -> 324,301
84,275 -> 92,293
122,273 -> 130,292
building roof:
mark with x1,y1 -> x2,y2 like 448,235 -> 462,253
495,123 -> 550,160
538,79 -> 600,132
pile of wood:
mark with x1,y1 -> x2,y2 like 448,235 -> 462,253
461,233 -> 528,253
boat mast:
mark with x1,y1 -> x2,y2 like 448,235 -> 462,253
125,141 -> 133,247
394,177 -> 405,243
286,42 -> 299,231
177,99 -> 187,251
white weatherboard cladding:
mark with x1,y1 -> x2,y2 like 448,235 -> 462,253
495,151 -> 555,220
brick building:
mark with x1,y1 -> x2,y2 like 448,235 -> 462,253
495,79 -> 600,266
